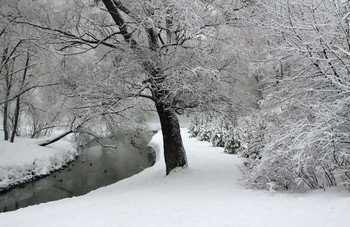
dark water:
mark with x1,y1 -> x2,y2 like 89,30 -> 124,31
0,131 -> 156,213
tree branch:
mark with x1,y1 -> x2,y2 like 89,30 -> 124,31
0,83 -> 59,105
13,20 -> 121,49
102,0 -> 138,47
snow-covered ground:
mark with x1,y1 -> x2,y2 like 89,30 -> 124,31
0,129 -> 349,227
0,131 -> 77,191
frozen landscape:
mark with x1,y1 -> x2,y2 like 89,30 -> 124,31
0,130 -> 77,192
0,129 -> 349,227
1,0 -> 349,226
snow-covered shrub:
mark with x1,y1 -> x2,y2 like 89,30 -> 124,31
209,118 -> 229,147
197,128 -> 212,142
188,114 -> 213,142
239,115 -> 266,159
241,0 -> 350,191
189,113 -> 247,153
224,128 -> 245,154
188,115 -> 201,138
211,131 -> 226,147
243,100 -> 350,190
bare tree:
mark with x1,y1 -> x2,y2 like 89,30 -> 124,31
0,1 -> 61,142
0,35 -> 27,141
12,0 -> 251,174
10,52 -> 30,142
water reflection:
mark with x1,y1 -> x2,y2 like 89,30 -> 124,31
0,131 -> 156,212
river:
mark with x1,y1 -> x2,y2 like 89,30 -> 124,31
0,130 -> 157,213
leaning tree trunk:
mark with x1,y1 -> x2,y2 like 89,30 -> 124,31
156,102 -> 188,175
39,130 -> 73,146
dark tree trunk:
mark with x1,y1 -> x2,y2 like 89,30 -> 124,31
156,102 -> 188,175
10,52 -> 29,143
3,75 -> 10,141
2,56 -> 10,141
10,96 -> 20,142
101,0 -> 188,175
3,100 -> 9,141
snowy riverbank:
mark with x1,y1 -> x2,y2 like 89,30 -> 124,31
0,131 -> 77,192
0,129 -> 349,227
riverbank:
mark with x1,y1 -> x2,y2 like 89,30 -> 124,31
0,129 -> 349,227
0,131 -> 77,193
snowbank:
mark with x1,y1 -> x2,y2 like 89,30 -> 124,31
0,129 -> 349,227
0,132 -> 77,191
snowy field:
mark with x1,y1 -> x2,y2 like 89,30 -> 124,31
0,131 -> 77,191
0,129 -> 349,227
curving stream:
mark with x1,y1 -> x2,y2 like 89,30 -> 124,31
0,131 -> 156,213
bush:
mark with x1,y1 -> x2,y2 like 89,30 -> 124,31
242,101 -> 350,191
188,114 -> 246,154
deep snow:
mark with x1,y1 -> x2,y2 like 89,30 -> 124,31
0,129 -> 349,227
0,131 -> 77,191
